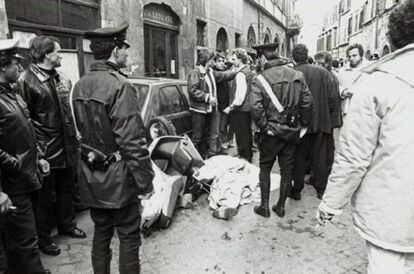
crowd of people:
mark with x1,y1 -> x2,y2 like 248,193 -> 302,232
187,1 -> 414,273
0,0 -> 412,273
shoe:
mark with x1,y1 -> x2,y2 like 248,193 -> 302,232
289,190 -> 301,201
39,242 -> 61,256
59,228 -> 87,239
254,205 -> 270,218
316,191 -> 324,200
254,179 -> 271,218
272,204 -> 285,218
212,207 -> 238,220
272,182 -> 291,218
315,188 -> 325,200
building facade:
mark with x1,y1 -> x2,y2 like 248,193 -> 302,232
316,0 -> 400,62
0,0 -> 300,83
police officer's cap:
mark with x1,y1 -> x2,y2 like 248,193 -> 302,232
252,43 -> 279,56
0,38 -> 24,60
85,22 -> 130,48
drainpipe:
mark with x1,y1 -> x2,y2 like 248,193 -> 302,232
374,0 -> 379,51
258,8 -> 261,43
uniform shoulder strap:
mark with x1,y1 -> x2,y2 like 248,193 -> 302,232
256,74 -> 284,113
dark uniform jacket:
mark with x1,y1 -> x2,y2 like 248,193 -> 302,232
250,59 -> 313,143
71,61 -> 154,209
17,64 -> 79,169
295,62 -> 335,134
0,83 -> 41,195
187,66 -> 236,113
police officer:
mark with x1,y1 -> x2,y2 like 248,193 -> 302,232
72,23 -> 154,273
0,38 -> 50,273
250,43 -> 312,218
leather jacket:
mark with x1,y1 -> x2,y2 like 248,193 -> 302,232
250,59 -> 313,143
71,61 -> 154,209
17,64 -> 79,169
187,66 -> 236,113
0,83 -> 41,195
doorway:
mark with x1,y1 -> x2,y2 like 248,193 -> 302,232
144,25 -> 178,78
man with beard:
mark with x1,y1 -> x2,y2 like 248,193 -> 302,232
338,43 -> 369,116
291,44 -> 336,199
0,38 -> 51,274
17,36 -> 86,256
317,1 -> 414,272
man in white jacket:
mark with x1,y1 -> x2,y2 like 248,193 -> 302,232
317,1 -> 414,273
337,43 -> 369,116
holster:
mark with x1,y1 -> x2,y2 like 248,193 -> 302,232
80,144 -> 120,172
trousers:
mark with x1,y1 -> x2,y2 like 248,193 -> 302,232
292,131 -> 334,194
258,134 -> 296,195
37,167 -> 77,245
366,241 -> 414,274
90,202 -> 141,274
191,111 -> 221,157
3,192 -> 46,273
229,111 -> 253,162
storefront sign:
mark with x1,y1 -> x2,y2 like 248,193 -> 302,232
143,3 -> 179,30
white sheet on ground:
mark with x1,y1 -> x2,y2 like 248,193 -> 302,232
193,155 -> 281,210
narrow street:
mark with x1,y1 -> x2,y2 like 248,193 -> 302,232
41,149 -> 367,274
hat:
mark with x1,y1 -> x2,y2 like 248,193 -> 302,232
252,43 -> 279,56
85,22 -> 130,48
0,38 -> 24,60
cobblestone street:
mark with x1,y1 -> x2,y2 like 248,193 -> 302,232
41,151 -> 367,274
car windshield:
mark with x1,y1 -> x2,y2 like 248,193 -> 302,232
133,84 -> 150,112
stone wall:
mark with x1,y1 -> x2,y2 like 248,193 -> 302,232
0,0 -> 8,39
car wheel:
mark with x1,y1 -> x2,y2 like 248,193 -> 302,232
147,116 -> 177,142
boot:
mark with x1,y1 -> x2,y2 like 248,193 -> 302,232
119,260 -> 140,274
272,182 -> 291,218
254,180 -> 270,218
92,250 -> 112,274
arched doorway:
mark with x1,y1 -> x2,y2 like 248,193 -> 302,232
264,28 -> 271,44
247,26 -> 256,47
216,28 -> 229,53
382,45 -> 390,57
143,3 -> 180,78
273,34 -> 280,45
365,50 -> 372,60
280,42 -> 285,57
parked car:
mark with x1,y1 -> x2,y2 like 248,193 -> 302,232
129,77 -> 191,142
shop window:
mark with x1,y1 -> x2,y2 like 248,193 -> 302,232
5,0 -> 99,30
197,20 -> 206,47
6,0 -> 60,26
61,0 -> 100,30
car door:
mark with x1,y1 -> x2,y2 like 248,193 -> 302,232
154,84 -> 192,136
